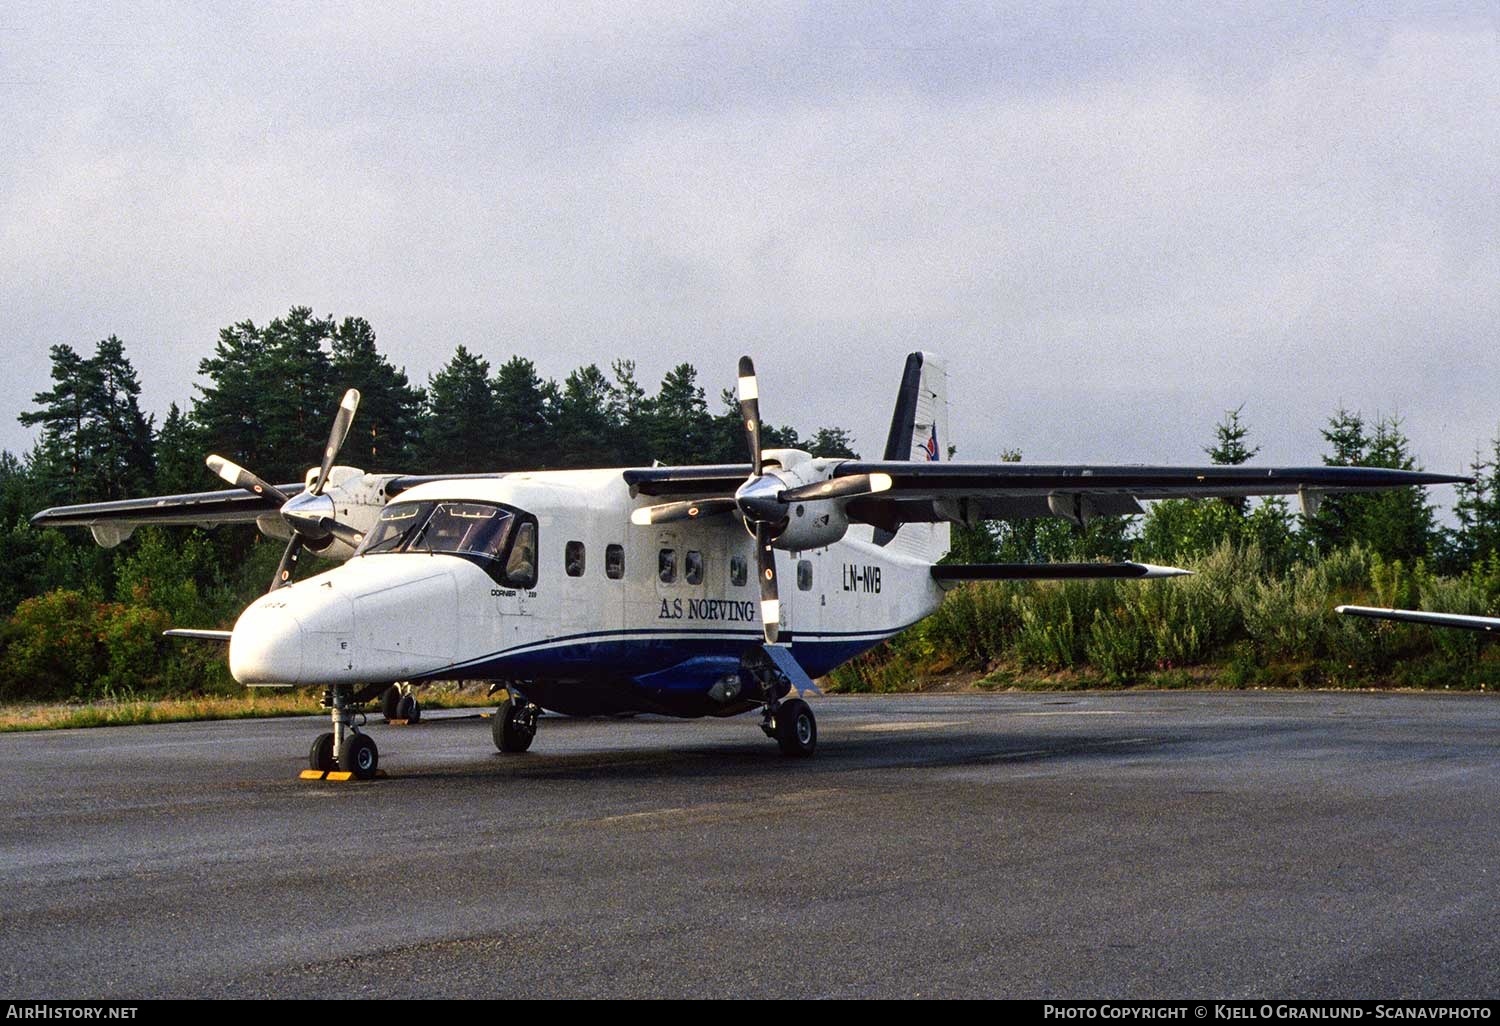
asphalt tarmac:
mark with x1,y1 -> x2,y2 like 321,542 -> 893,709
2,691 -> 1497,999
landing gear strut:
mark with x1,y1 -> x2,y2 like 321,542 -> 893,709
310,683 -> 386,779
492,694 -> 540,753
746,648 -> 818,758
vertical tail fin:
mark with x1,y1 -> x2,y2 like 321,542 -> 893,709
875,352 -> 951,562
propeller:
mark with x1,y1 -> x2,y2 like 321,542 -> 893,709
632,357 -> 892,644
206,388 -> 366,592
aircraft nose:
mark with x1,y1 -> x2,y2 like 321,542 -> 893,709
229,601 -> 306,685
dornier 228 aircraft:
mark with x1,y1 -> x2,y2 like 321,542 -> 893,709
33,353 -> 1466,778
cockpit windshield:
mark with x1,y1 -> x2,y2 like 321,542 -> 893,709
410,502 -> 514,558
356,500 -> 520,564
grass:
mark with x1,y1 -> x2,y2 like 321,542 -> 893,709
0,686 -> 501,733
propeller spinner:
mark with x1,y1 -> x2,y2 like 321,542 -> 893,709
207,389 -> 366,592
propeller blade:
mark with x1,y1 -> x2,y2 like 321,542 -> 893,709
328,522 -> 365,549
755,521 -> 780,645
630,497 -> 739,526
311,389 -> 361,495
270,536 -> 305,592
206,455 -> 290,505
737,356 -> 762,474
780,472 -> 893,504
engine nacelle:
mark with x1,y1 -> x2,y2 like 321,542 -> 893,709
253,467 -> 396,560
773,499 -> 851,551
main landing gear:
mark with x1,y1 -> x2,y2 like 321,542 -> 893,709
309,683 -> 388,780
492,694 -> 540,753
760,696 -> 817,757
379,683 -> 421,723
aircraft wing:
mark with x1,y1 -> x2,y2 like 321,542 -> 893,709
626,462 -> 1469,528
30,485 -> 307,546
1336,605 -> 1500,632
27,472 -> 468,549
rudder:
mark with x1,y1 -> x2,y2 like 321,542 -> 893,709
876,352 -> 951,562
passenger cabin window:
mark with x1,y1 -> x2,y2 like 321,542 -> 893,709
506,521 -> 538,588
565,541 -> 585,577
658,548 -> 677,584
606,544 -> 624,579
685,550 -> 704,585
797,559 -> 813,591
729,555 -> 747,587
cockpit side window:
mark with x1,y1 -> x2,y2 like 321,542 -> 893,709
505,521 -> 538,588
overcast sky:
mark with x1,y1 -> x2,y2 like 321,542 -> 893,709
2,3 -> 1496,508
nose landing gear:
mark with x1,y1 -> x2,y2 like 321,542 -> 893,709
308,683 -> 389,780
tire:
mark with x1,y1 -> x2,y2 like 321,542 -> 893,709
380,686 -> 401,722
775,699 -> 816,757
309,732 -> 335,772
396,693 -> 419,722
492,697 -> 536,754
338,733 -> 380,779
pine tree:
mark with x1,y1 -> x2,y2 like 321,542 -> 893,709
648,364 -> 714,465
1451,435 -> 1500,568
492,356 -> 556,470
155,404 -> 206,495
416,346 -> 498,472
87,336 -> 155,500
1305,406 -> 1370,554
555,364 -> 620,468
330,317 -> 423,471
19,344 -> 99,503
807,427 -> 858,459
192,319 -> 276,480
607,360 -> 652,465
1359,415 -> 1436,563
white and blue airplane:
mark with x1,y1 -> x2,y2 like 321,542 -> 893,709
33,353 -> 1466,778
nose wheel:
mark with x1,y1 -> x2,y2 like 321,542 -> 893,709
308,683 -> 386,779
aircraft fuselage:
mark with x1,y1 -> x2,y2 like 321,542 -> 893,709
229,466 -> 946,718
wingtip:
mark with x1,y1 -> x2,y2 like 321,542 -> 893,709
1139,563 -> 1193,578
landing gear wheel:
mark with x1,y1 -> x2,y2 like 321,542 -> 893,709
493,697 -> 537,754
309,732 -> 335,772
380,686 -> 401,722
775,698 -> 816,757
396,693 -> 421,723
338,733 -> 380,779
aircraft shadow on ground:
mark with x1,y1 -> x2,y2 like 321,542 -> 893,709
384,720 -> 1181,786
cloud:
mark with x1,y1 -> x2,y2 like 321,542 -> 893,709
0,4 -> 1495,504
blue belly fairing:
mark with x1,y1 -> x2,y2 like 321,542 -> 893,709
408,624 -> 909,716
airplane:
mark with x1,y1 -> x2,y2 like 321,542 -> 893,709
1337,605 -> 1500,632
31,353 -> 1469,779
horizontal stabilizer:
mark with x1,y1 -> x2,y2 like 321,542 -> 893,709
1335,605 -> 1500,633
164,629 -> 233,642
933,563 -> 1190,582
